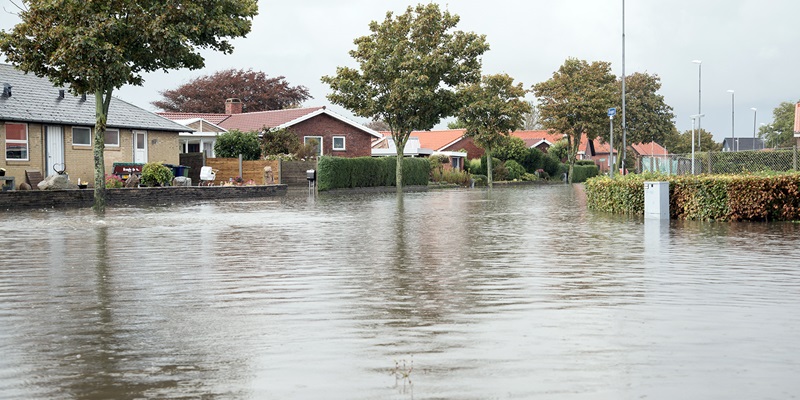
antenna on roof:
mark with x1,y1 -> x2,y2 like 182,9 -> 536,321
80,93 -> 86,101
2,83 -> 11,97
58,89 -> 65,100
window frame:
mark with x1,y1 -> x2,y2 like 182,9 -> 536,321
303,136 -> 324,157
332,136 -> 346,151
104,129 -> 120,147
72,126 -> 92,146
4,122 -> 29,161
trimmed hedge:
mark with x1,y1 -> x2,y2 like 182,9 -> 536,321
570,164 -> 599,183
317,156 -> 430,191
584,172 -> 800,221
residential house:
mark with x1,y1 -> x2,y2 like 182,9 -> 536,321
630,141 -> 670,173
373,130 -> 471,170
509,130 -> 565,153
1,63 -> 189,187
159,100 -> 381,158
721,137 -> 765,152
174,118 -> 227,158
580,136 -> 618,173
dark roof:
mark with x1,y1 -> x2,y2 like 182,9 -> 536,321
0,64 -> 189,132
721,137 -> 765,151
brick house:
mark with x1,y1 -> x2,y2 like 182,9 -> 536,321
160,101 -> 381,158
1,64 -> 189,187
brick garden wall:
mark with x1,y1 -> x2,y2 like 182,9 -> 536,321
0,185 -> 287,211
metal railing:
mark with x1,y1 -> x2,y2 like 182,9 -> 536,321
639,146 -> 799,175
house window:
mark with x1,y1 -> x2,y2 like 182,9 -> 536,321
5,122 -> 28,160
73,127 -> 92,146
451,157 -> 461,170
304,136 -> 323,156
332,136 -> 346,151
104,129 -> 120,147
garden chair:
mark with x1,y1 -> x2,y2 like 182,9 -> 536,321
199,166 -> 217,186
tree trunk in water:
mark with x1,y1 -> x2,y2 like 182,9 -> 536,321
93,88 -> 112,213
486,147 -> 493,188
393,134 -> 408,193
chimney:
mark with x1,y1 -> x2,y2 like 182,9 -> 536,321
225,98 -> 243,114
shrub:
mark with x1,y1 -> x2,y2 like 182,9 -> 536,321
140,162 -> 174,187
504,160 -> 526,180
431,167 -> 471,186
214,129 -> 262,160
493,136 -> 528,163
541,153 -> 561,177
105,174 -> 124,189
261,128 -> 301,156
521,147 -> 544,173
466,158 -> 482,174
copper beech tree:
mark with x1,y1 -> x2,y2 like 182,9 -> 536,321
153,69 -> 311,113
322,3 -> 489,191
0,0 -> 257,211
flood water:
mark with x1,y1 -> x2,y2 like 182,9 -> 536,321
1,185 -> 799,399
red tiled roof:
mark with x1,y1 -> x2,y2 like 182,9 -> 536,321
158,107 -> 325,132
378,129 -> 468,151
631,141 -> 668,156
219,107 -> 324,132
158,112 -> 230,125
510,130 -> 565,144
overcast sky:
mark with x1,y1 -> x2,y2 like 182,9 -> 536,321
2,0 -> 799,143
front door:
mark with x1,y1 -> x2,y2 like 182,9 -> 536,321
45,126 -> 64,177
134,131 -> 147,163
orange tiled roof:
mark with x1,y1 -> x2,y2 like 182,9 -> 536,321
510,130 -> 565,144
631,141 -> 668,156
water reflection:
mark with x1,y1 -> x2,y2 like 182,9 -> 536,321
1,186 -> 800,399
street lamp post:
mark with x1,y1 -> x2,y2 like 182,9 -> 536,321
751,107 -> 757,142
621,0 -> 627,175
691,114 -> 704,174
727,90 -> 735,151
692,60 -> 702,152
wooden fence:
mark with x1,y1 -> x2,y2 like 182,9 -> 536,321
206,158 -> 280,185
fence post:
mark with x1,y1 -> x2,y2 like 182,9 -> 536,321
707,151 -> 713,174
794,146 -> 797,171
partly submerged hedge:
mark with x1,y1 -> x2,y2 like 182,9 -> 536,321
584,172 -> 800,221
570,164 -> 599,183
317,156 -> 430,191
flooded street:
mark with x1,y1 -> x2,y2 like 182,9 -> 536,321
1,185 -> 799,399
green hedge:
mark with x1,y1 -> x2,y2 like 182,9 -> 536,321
584,172 -> 800,221
571,164 -> 599,183
317,156 -> 430,191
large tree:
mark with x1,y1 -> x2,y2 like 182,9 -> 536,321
758,100 -> 799,148
152,68 -> 311,113
458,74 -> 530,187
614,72 -> 675,147
0,0 -> 257,211
662,127 -> 721,154
533,58 -> 616,183
321,3 -> 489,190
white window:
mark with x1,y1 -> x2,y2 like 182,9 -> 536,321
304,136 -> 323,156
104,129 -> 120,147
5,122 -> 28,160
73,127 -> 92,146
332,136 -> 346,151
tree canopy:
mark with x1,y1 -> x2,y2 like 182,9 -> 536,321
458,73 -> 530,187
214,130 -> 262,160
615,72 -> 675,146
0,0 -> 257,210
321,3 -> 489,190
759,100 -> 799,148
662,127 -> 721,154
532,58 -> 616,183
152,68 -> 311,113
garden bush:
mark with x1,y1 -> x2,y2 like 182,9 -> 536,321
504,160 -> 526,181
570,164 -> 599,183
140,162 -> 174,187
214,129 -> 262,160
